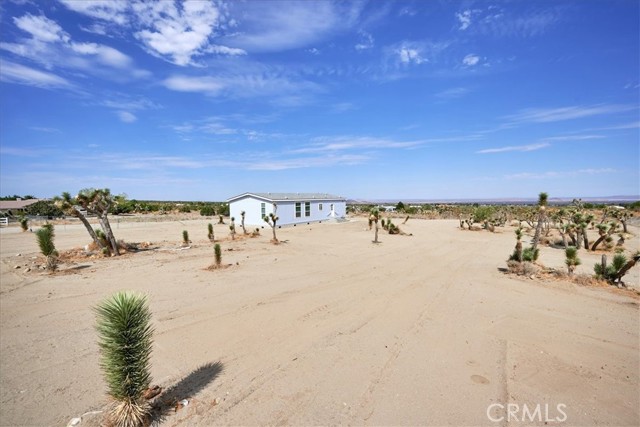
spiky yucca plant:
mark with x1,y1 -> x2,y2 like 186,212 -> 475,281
522,246 -> 539,262
36,224 -> 58,271
95,292 -> 154,427
214,243 -> 222,267
565,246 -> 581,275
182,230 -> 189,246
264,213 -> 279,243
207,223 -> 214,241
19,217 -> 28,231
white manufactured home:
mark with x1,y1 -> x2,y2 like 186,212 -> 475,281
227,192 -> 347,227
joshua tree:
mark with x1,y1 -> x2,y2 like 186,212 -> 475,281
370,208 -> 380,243
218,215 -> 225,225
207,223 -> 214,242
182,230 -> 190,247
263,213 -> 279,243
595,252 -> 640,285
55,192 -> 105,251
19,217 -> 28,231
95,229 -> 111,256
214,243 -> 222,267
509,228 -> 524,262
76,188 -> 120,256
240,211 -> 247,234
565,246 -> 581,276
229,217 -> 236,240
531,192 -> 548,251
36,224 -> 58,271
591,221 -> 618,251
95,291 -> 154,427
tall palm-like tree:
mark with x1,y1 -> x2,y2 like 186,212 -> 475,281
77,188 -> 120,255
55,192 -> 105,250
370,208 -> 380,243
263,213 -> 279,243
565,246 -> 581,275
531,192 -> 548,251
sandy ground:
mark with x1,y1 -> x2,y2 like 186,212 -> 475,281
0,218 -> 638,427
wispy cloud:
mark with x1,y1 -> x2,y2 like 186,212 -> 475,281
355,31 -> 374,51
434,87 -> 470,99
462,54 -> 480,66
477,142 -> 550,154
505,168 -> 618,180
117,111 -> 137,123
504,104 -> 637,123
29,126 -> 61,133
1,12 -> 148,83
162,70 -> 322,103
0,60 -> 75,89
220,1 -> 363,53
455,5 -> 560,37
293,136 -> 427,154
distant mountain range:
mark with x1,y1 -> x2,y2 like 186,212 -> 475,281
347,196 -> 640,205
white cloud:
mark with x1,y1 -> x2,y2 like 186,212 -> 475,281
477,143 -> 550,154
397,46 -> 425,65
13,14 -> 69,43
163,75 -> 225,95
462,54 -> 480,66
505,104 -> 637,123
0,60 -> 74,89
456,10 -> 473,30
117,111 -> 137,123
457,6 -> 559,38
2,13 -> 147,82
58,0 -> 130,26
246,154 -> 370,171
355,31 -> 374,50
132,0 -> 223,66
221,1 -> 363,53
307,47 -> 320,55
162,71 -> 321,102
293,136 -> 427,154
435,87 -> 470,99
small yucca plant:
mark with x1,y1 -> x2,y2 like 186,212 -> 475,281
522,246 -> 539,262
565,246 -> 581,275
36,224 -> 58,271
207,223 -> 214,241
182,230 -> 189,246
95,292 -> 154,427
19,217 -> 28,231
214,243 -> 222,267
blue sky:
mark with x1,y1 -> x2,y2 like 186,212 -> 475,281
0,0 -> 638,201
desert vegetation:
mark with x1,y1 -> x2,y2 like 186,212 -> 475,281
35,223 -> 58,271
263,212 -> 279,243
95,291 -> 154,427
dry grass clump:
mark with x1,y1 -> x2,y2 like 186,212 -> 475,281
506,260 -> 540,276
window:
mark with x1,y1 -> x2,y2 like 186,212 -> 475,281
319,203 -> 323,211
295,202 -> 301,218
305,202 -> 311,217
261,203 -> 266,218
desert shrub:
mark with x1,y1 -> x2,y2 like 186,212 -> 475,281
565,246 -> 581,275
522,246 -> 539,262
36,224 -> 58,271
200,206 -> 215,216
214,244 -> 222,267
182,230 -> 189,245
179,204 -> 192,213
506,260 -> 539,276
19,217 -> 28,231
24,200 -> 63,217
95,291 -> 154,427
594,253 -> 627,281
207,223 -> 214,241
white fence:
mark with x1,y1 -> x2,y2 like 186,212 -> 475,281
0,218 -> 8,227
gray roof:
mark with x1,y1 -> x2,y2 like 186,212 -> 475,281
228,192 -> 345,202
0,199 -> 40,210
